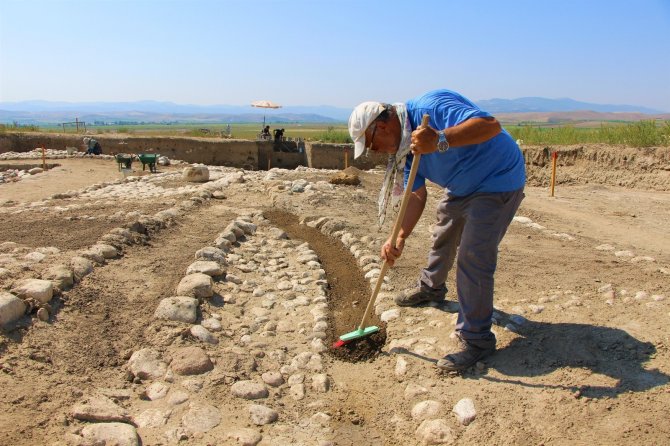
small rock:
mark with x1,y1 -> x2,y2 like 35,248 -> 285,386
395,357 -> 408,377
143,382 -> 169,400
70,256 -> 94,280
231,381 -> 269,399
168,390 -> 190,405
227,428 -> 262,446
71,395 -> 131,423
261,372 -> 284,387
290,383 -> 306,400
404,383 -> 428,399
187,260 -> 224,276
249,404 -> 278,425
182,402 -> 221,433
128,348 -> 167,380
452,398 -> 476,425
190,325 -> 218,344
154,296 -> 198,323
415,419 -> 455,445
201,317 -> 222,332
135,408 -> 170,428
171,347 -> 214,375
176,273 -> 213,298
411,400 -> 443,421
80,422 -> 138,446
311,374 -> 330,392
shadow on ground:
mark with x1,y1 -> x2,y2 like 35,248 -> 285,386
486,318 -> 668,398
390,306 -> 668,398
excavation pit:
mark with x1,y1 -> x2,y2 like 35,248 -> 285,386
264,209 -> 387,362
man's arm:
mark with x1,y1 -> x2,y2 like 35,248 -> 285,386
381,185 -> 427,266
412,116 -> 502,153
444,116 -> 501,147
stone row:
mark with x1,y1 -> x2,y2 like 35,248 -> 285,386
0,168 -> 236,330
66,211 -> 339,445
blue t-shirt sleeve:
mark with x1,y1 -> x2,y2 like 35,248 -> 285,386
435,99 -> 491,128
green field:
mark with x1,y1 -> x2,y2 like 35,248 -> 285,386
2,120 -> 669,147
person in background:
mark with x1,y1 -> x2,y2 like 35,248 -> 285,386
348,89 -> 526,372
83,137 -> 102,155
262,125 -> 271,139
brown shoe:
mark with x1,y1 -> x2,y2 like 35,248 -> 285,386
436,333 -> 496,372
394,286 -> 446,307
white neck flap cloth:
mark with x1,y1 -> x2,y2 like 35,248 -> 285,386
377,102 -> 413,227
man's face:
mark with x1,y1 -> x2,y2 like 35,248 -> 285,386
365,116 -> 401,155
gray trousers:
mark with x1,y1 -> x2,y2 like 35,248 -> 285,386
419,188 -> 525,342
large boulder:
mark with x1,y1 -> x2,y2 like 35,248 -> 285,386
183,165 -> 209,183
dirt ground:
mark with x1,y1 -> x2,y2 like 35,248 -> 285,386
0,148 -> 669,446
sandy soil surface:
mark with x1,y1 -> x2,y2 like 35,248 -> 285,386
0,151 -> 669,446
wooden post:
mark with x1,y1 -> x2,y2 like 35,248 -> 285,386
344,149 -> 349,169
267,158 -> 271,171
75,117 -> 79,133
41,146 -> 46,170
550,151 -> 558,197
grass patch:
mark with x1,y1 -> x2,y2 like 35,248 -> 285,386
507,120 -> 670,147
0,123 -> 40,133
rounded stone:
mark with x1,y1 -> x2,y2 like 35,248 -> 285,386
154,296 -> 198,323
81,422 -> 139,446
176,273 -> 213,298
415,419 -> 455,445
231,380 -> 269,400
411,400 -> 443,421
248,404 -> 278,425
171,347 -> 214,376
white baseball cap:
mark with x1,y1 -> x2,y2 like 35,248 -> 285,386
348,101 -> 385,159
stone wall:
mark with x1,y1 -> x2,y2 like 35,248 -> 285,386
2,134 -> 669,190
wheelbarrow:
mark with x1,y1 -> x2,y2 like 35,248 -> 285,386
137,153 -> 160,173
115,153 -> 134,171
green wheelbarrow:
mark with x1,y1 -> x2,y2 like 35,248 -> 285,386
137,153 -> 160,173
115,153 -> 134,171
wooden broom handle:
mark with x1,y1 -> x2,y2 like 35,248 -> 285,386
357,114 -> 430,330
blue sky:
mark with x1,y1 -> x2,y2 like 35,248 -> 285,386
1,0 -> 669,111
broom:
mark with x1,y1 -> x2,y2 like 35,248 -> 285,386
333,114 -> 429,348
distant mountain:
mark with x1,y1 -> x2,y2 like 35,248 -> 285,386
0,100 -> 351,124
475,97 -> 663,114
0,98 -> 664,125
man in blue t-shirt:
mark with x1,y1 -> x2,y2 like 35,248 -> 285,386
348,89 -> 526,372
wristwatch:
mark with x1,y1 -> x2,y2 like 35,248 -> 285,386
437,130 -> 449,153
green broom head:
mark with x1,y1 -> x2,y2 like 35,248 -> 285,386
339,326 -> 380,342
